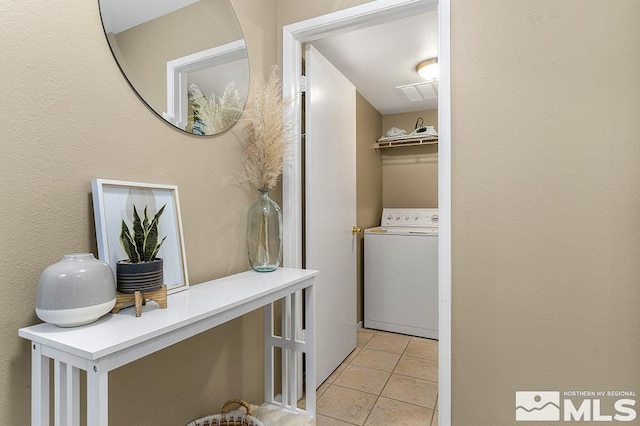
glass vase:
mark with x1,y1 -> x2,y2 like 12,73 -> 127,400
246,190 -> 283,272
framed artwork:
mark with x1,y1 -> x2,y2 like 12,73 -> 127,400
91,179 -> 189,294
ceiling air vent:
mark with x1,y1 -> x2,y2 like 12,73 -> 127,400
396,81 -> 438,102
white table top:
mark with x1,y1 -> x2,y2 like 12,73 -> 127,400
19,268 -> 317,361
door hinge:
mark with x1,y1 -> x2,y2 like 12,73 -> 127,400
300,75 -> 307,92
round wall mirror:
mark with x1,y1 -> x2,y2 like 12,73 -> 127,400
99,0 -> 249,136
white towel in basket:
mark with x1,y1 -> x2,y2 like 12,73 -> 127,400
249,404 -> 314,426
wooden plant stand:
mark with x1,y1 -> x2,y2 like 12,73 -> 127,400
112,285 -> 167,317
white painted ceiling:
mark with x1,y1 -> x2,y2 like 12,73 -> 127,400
311,10 -> 439,115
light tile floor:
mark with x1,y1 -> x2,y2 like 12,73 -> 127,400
316,328 -> 438,426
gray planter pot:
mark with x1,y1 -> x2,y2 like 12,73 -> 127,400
116,258 -> 163,294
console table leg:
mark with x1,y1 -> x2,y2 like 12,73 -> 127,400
54,360 -> 80,426
305,285 -> 316,416
281,294 -> 291,406
264,303 -> 275,404
287,294 -> 298,407
87,362 -> 108,426
31,342 -> 49,426
70,366 -> 80,425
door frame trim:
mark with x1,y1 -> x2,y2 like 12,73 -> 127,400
281,1 -> 451,423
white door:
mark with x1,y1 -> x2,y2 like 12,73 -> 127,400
305,44 -> 357,385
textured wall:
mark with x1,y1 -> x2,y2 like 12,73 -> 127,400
277,0 -> 371,28
0,0 -> 278,424
382,108 -> 439,136
381,108 -> 439,208
451,0 -> 640,423
3,0 -> 640,424
381,144 -> 438,208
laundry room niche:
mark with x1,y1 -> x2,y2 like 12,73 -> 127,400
379,108 -> 439,209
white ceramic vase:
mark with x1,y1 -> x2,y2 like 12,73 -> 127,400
36,253 -> 117,327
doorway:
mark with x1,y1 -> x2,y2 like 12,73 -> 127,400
282,0 -> 452,423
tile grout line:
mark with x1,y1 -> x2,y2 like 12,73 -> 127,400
319,329 -> 378,425
360,329 -> 409,425
359,328 -> 382,425
363,329 -> 439,423
359,329 -> 380,426
323,328 -> 439,425
430,393 -> 440,425
385,332 -> 438,411
317,407 -> 361,426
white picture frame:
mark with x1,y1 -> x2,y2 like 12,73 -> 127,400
91,179 -> 189,294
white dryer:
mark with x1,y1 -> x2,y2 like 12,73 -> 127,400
364,208 -> 439,339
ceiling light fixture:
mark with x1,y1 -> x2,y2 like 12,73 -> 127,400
416,58 -> 439,81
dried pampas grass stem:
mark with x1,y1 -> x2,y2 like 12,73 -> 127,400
188,81 -> 243,135
242,66 -> 293,191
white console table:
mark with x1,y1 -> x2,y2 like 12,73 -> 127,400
19,268 -> 317,426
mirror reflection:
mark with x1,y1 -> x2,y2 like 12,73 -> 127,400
99,0 -> 249,135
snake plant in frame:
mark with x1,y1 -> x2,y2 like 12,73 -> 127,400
119,204 -> 167,263
116,204 -> 167,294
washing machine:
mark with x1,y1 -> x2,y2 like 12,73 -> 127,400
364,208 -> 438,339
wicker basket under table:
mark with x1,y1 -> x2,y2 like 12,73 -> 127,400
187,400 -> 265,426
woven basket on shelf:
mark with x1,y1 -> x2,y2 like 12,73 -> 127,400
186,400 -> 265,426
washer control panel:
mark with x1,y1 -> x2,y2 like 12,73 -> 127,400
381,208 -> 439,228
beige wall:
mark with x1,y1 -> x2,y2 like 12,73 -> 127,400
381,109 -> 438,208
356,93 -> 383,322
381,145 -> 438,208
381,108 -> 438,135
0,0 -> 277,424
277,0 -> 371,27
3,0 -> 640,424
452,0 -> 640,424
